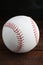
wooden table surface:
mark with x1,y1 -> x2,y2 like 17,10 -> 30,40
0,18 -> 43,65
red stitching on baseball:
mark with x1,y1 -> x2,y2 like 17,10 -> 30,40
4,22 -> 24,52
30,18 -> 38,43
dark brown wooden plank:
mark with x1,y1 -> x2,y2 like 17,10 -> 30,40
0,51 -> 43,65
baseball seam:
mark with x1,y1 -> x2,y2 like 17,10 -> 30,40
30,18 -> 38,43
4,22 -> 24,52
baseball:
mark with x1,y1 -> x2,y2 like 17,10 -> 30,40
2,15 -> 40,53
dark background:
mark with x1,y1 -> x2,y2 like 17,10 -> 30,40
0,0 -> 43,20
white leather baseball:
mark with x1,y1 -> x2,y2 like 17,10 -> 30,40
2,15 -> 40,53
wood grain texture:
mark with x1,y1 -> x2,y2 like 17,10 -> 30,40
0,19 -> 43,65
